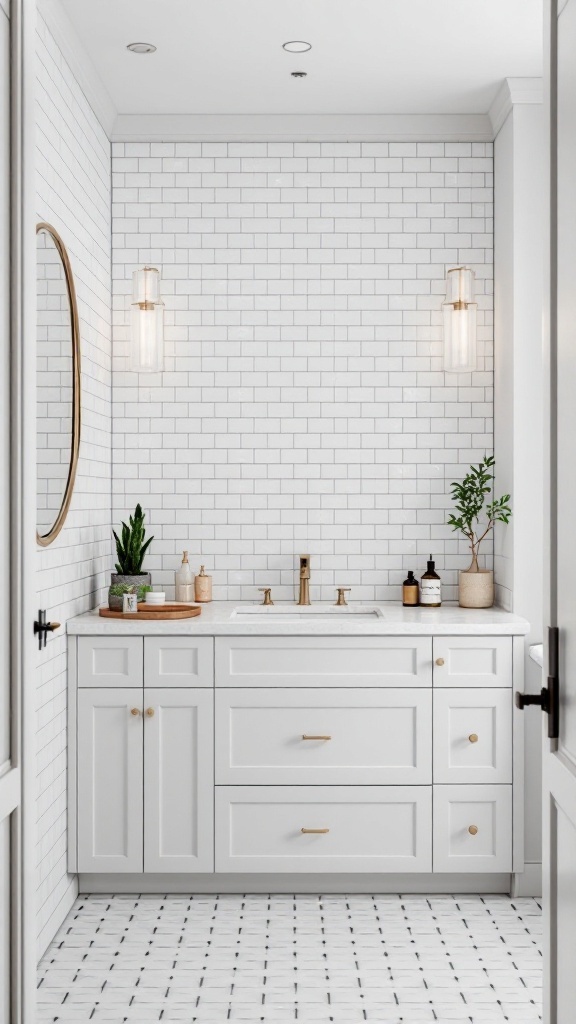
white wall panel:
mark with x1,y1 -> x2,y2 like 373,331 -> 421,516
35,12 -> 112,953
111,141 -> 494,604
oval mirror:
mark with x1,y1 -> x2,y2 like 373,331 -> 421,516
36,223 -> 81,546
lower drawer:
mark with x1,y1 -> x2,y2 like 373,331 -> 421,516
215,785 -> 432,873
433,784 -> 512,873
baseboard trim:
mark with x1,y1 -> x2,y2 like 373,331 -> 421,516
511,862 -> 542,898
80,872 -> 512,895
37,874 -> 78,961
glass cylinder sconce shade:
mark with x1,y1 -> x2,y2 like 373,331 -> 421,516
442,266 -> 477,373
130,266 -> 164,372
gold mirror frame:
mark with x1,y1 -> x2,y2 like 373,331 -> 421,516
36,222 -> 81,547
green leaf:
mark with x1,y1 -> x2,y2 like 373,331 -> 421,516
446,454 -> 512,556
111,505 -> 154,575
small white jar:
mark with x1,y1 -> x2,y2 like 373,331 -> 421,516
145,591 -> 166,605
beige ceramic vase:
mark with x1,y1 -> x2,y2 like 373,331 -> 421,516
458,568 -> 494,608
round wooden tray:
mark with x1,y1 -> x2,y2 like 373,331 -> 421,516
99,603 -> 201,620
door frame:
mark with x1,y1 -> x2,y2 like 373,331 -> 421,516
542,1 -> 574,1021
9,0 -> 37,1019
542,1 -> 555,1020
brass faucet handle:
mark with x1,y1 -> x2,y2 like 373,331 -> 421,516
258,587 -> 274,606
299,554 -> 310,578
335,587 -> 351,606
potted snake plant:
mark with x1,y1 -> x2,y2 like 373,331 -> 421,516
108,504 -> 154,610
447,455 -> 512,608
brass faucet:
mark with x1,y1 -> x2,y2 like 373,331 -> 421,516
297,555 -> 311,605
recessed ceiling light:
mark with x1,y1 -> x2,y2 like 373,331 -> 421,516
127,42 -> 157,54
291,71 -> 307,78
283,40 -> 312,53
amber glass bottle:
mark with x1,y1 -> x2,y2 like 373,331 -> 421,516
420,555 -> 442,607
402,570 -> 420,606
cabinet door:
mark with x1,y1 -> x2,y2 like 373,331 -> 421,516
433,636 -> 512,687
144,636 -> 213,687
77,689 -> 143,873
433,689 -> 512,784
433,784 -> 512,873
78,636 -> 143,687
144,688 -> 214,872
215,688 -> 431,785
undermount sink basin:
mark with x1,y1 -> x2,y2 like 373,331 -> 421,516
231,605 -> 384,621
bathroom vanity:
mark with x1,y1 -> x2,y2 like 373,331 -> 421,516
67,604 -> 529,893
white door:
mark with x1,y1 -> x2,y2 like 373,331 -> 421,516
541,1 -> 576,1019
0,2 -> 21,1020
144,688 -> 214,872
77,689 -> 143,873
0,4 -> 12,1016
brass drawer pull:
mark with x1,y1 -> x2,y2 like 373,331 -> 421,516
145,707 -> 155,717
468,733 -> 479,743
302,734 -> 331,741
435,657 -> 445,667
130,707 -> 141,717
301,827 -> 329,834
468,825 -> 479,836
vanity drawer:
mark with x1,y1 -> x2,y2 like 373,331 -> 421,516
215,636 -> 432,688
433,784 -> 512,872
144,637 -> 213,688
78,636 -> 143,688
215,785 -> 432,873
433,689 -> 512,784
433,636 -> 512,687
215,688 -> 431,785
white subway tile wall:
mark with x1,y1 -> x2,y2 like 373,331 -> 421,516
36,15 -> 112,955
112,141 -> 493,603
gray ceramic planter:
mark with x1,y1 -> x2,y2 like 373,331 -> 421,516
108,572 -> 152,611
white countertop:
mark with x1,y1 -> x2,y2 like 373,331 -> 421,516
67,602 -> 530,637
529,643 -> 544,666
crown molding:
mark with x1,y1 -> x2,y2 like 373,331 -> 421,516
37,0 -> 116,135
489,77 -> 543,138
111,111 -> 494,143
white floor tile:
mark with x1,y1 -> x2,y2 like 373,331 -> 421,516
37,893 -> 542,1023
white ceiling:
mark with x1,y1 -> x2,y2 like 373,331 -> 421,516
58,0 -> 542,117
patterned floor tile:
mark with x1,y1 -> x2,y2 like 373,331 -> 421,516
37,893 -> 542,1024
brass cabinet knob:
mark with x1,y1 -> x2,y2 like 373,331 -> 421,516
302,734 -> 332,741
468,733 -> 479,743
130,707 -> 140,717
435,657 -> 445,667
468,825 -> 479,836
145,707 -> 155,717
301,828 -> 329,834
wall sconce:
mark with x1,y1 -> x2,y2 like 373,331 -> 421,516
442,266 -> 477,373
130,266 -> 164,372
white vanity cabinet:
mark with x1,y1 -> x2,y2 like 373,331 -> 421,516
73,637 -> 214,874
68,615 -> 526,886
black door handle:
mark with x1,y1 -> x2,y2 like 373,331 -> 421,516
515,689 -> 550,711
515,626 -> 559,739
34,609 -> 61,650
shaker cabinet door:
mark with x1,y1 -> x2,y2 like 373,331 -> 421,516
143,688 -> 214,872
433,688 -> 512,784
77,689 -> 143,873
78,636 -> 143,687
433,637 -> 512,688
144,637 -> 213,688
